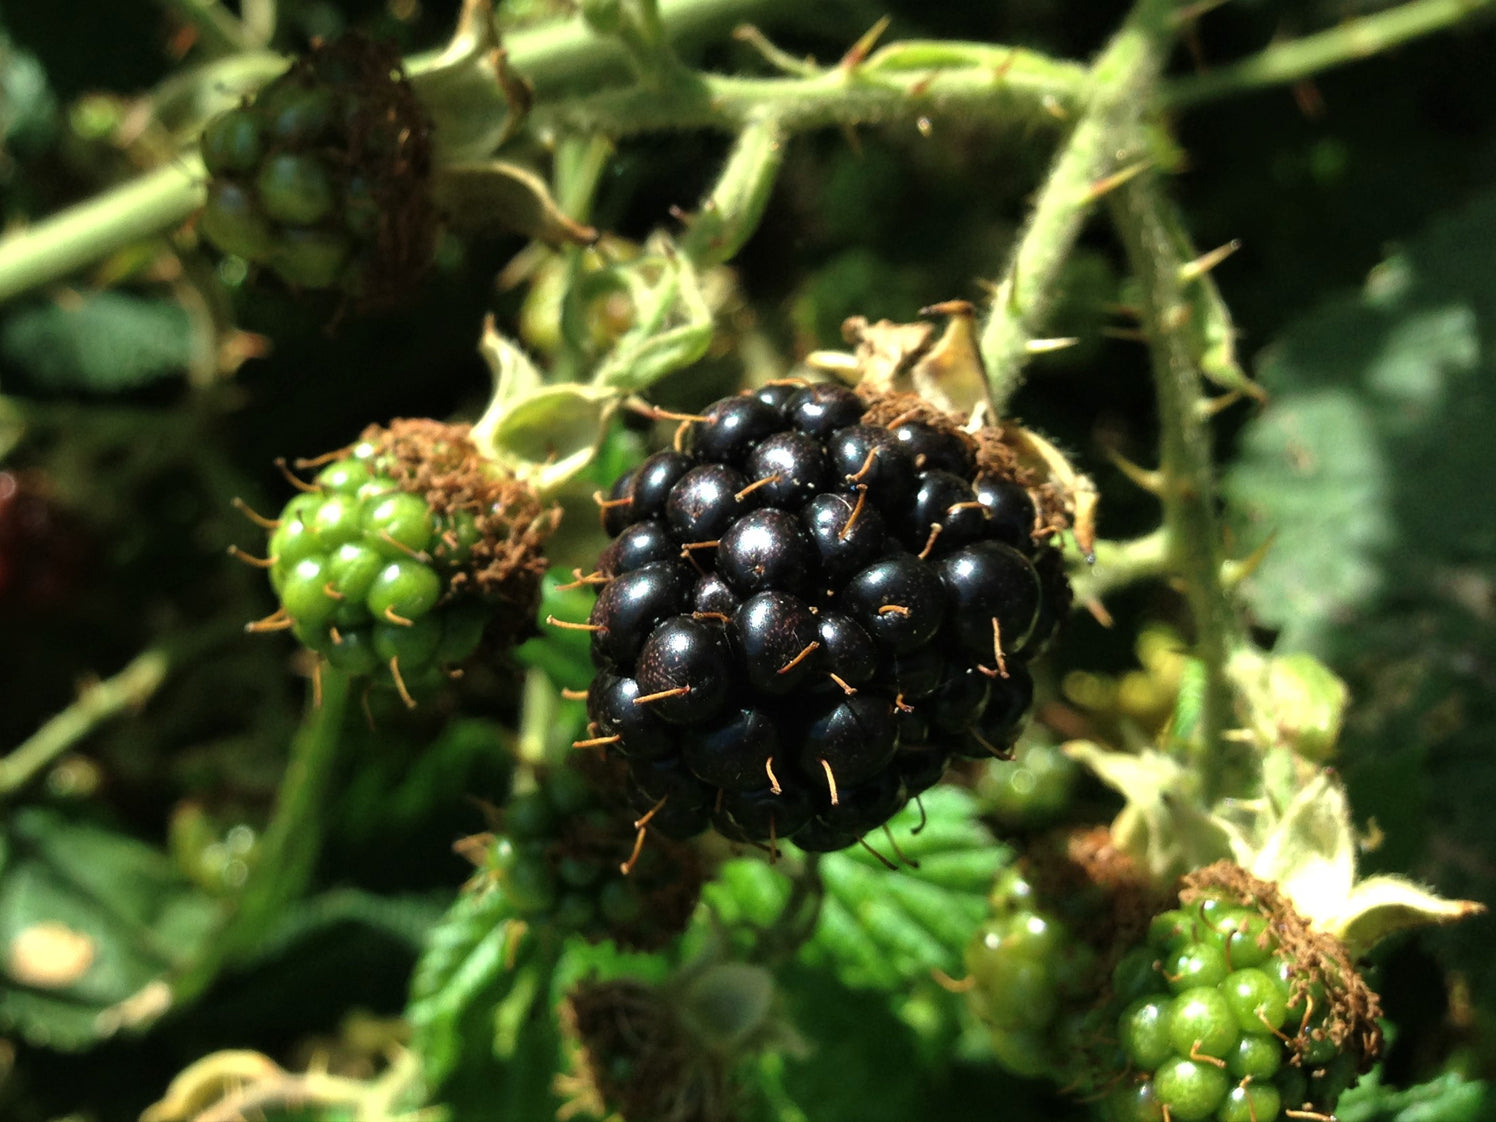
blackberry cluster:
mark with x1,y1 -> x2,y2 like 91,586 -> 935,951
965,827 -> 1158,1083
259,420 -> 555,698
198,34 -> 434,300
579,382 -> 1071,851
1104,871 -> 1380,1122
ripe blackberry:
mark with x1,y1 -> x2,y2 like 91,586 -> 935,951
574,380 -> 1073,853
198,34 -> 434,301
248,419 -> 557,701
571,382 -> 1077,855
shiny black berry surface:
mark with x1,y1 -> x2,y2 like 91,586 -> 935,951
581,385 -> 1071,851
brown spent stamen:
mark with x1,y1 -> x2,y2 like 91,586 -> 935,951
329,625 -> 344,644
231,496 -> 280,529
838,485 -> 869,541
274,457 -> 321,493
311,660 -> 324,709
735,474 -> 782,501
845,446 -> 880,483
383,606 -> 415,627
680,539 -> 722,553
546,616 -> 605,632
322,582 -> 345,601
592,490 -> 633,510
560,687 -> 590,701
819,758 -> 840,805
227,545 -> 277,568
377,530 -> 431,562
556,569 -> 608,591
946,500 -> 985,515
882,824 -> 920,870
388,656 -> 417,709
633,685 -> 691,705
917,522 -> 943,560
931,968 -> 977,994
878,604 -> 912,616
244,608 -> 293,633
648,408 -> 710,424
969,727 -> 1013,760
765,756 -> 782,795
1187,1042 -> 1227,1069
692,611 -> 731,623
828,673 -> 857,695
572,734 -> 622,749
857,835 -> 898,870
988,617 -> 1010,678
292,448 -> 348,469
777,640 -> 821,675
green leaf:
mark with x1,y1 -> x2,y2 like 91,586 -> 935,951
797,788 -> 1008,991
406,886 -> 524,1089
0,25 -> 57,157
1223,192 -> 1496,1000
1337,1070 -> 1488,1122
1,291 -> 194,391
0,808 -> 221,1049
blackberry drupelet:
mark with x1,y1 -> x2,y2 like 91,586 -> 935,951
577,381 -> 1074,852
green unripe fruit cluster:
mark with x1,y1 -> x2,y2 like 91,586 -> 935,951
198,34 -> 434,299
485,760 -> 704,952
964,865 -> 1103,1080
1104,891 -> 1362,1122
268,446 -> 486,687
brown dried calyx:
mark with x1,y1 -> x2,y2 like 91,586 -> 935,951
362,418 -> 560,639
857,388 -> 1072,546
559,979 -> 735,1122
1181,860 -> 1384,1072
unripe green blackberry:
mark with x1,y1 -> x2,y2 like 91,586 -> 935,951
477,755 -> 705,951
1102,863 -> 1382,1122
965,827 -> 1160,1083
198,34 -> 434,302
252,419 -> 557,700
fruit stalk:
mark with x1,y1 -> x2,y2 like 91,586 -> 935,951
978,0 -> 1178,410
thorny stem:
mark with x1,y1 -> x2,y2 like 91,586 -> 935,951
532,43 -> 1088,136
1107,171 -> 1247,804
980,0 -> 1177,411
0,649 -> 169,797
1166,0 -> 1496,109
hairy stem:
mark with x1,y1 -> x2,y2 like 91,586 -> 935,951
0,156 -> 208,306
193,668 -> 351,986
1108,172 -> 1246,803
533,43 -> 1086,136
980,0 -> 1177,410
0,650 -> 169,796
1167,0 -> 1495,109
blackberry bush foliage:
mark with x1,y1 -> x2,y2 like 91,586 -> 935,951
198,34 -> 435,299
575,360 -> 1075,852
255,418 -> 557,700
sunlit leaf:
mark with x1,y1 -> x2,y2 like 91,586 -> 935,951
0,809 -> 220,1049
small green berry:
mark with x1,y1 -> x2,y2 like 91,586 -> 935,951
1169,986 -> 1240,1061
366,559 -> 441,621
200,181 -> 273,260
201,109 -> 263,175
1153,1058 -> 1229,1122
1218,1081 -> 1281,1122
255,154 -> 336,226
